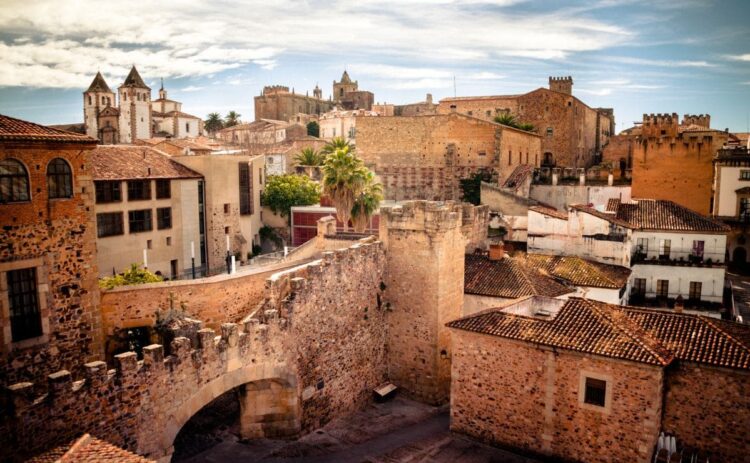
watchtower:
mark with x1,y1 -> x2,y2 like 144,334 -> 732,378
549,76 -> 573,95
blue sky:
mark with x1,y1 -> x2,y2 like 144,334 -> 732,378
0,0 -> 749,132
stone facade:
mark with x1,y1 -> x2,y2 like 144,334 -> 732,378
438,77 -> 614,168
1,140 -> 102,385
356,113 -> 541,200
2,240 -> 388,462
254,85 -> 334,122
603,114 -> 728,215
450,330 -> 663,463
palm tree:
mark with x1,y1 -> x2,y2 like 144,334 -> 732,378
493,113 -> 517,127
351,171 -> 383,233
225,111 -> 241,127
321,149 -> 368,231
294,148 -> 323,177
204,112 -> 224,136
321,136 -> 352,156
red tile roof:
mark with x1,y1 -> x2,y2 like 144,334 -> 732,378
502,165 -> 533,190
448,298 -> 674,366
523,254 -> 631,289
448,298 -> 750,370
606,198 -> 620,212
90,145 -> 203,180
0,114 -> 97,144
529,205 -> 568,220
27,434 -> 154,462
615,199 -> 729,232
465,253 -> 573,299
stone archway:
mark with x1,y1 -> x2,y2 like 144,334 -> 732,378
148,362 -> 299,463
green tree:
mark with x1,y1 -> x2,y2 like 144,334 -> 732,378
225,111 -> 241,127
320,136 -> 352,156
204,112 -> 224,135
493,113 -> 517,127
322,149 -> 368,230
306,121 -> 320,137
99,263 -> 163,289
294,147 -> 323,167
459,170 -> 494,205
261,174 -> 321,222
517,122 -> 535,132
351,171 -> 383,233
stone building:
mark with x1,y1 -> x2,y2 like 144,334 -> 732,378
218,119 -> 307,146
356,112 -> 542,201
90,145 -> 204,279
0,114 -> 102,385
448,296 -> 750,463
712,146 -> 750,267
528,199 -> 729,313
83,67 -> 203,144
603,113 -> 728,215
254,85 -> 334,122
438,76 -> 615,168
319,108 -> 378,142
373,94 -> 438,117
332,70 -> 374,110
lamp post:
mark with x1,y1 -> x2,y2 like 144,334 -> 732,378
225,234 -> 231,275
190,241 -> 196,279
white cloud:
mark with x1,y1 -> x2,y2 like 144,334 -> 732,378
0,0 -> 632,88
604,56 -> 716,67
385,78 -> 453,90
465,72 -> 505,80
726,54 -> 750,62
577,88 -> 613,96
180,85 -> 204,92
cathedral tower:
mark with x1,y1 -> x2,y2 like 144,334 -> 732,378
118,66 -> 152,143
83,72 -> 115,141
333,70 -> 358,102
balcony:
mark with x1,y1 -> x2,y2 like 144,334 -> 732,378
584,233 -> 627,243
631,250 -> 724,268
627,295 -> 725,314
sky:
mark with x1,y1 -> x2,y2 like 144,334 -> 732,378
0,0 -> 749,133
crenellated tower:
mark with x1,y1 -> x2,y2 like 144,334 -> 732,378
641,113 -> 679,138
682,114 -> 711,128
549,76 -> 573,95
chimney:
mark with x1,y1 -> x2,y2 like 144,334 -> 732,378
488,243 -> 505,261
674,295 -> 684,313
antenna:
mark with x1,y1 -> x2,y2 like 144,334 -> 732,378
453,75 -> 456,98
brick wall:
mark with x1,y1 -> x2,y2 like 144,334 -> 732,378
663,362 -> 750,462
0,145 -> 102,385
356,113 -> 540,201
450,330 -> 663,463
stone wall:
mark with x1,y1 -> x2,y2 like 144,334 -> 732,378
254,88 -> 334,122
0,145 -> 101,385
662,362 -> 750,462
380,201 -> 466,404
2,240 -> 387,462
356,113 -> 540,201
450,331 -> 663,463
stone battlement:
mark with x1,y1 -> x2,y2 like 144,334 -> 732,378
380,200 -> 464,232
548,76 -> 573,95
549,76 -> 573,82
262,85 -> 290,95
682,114 -> 711,128
642,113 -> 679,125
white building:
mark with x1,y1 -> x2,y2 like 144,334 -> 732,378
319,108 -> 378,142
712,147 -> 750,266
528,198 -> 729,312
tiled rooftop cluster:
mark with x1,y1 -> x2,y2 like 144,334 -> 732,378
523,254 -> 631,289
448,297 -> 750,370
0,114 -> 97,144
89,145 -> 203,180
464,253 -> 572,299
573,199 -> 729,232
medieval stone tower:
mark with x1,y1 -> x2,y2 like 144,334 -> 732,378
118,66 -> 152,143
549,76 -> 573,95
333,70 -> 358,103
313,84 -> 323,99
380,201 -> 466,405
83,72 -> 116,141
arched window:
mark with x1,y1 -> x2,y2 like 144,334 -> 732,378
0,159 -> 30,202
47,158 -> 73,199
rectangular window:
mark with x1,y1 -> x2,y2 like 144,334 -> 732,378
741,198 -> 750,220
689,281 -> 702,301
96,212 -> 124,238
128,209 -> 153,233
584,377 -> 606,407
239,162 -> 253,215
95,181 -> 121,203
508,150 -> 512,166
157,207 -> 172,230
633,278 -> 647,297
657,279 -> 669,298
478,151 -> 486,157
8,268 -> 42,342
155,179 -> 171,199
546,127 -> 553,136
692,240 -> 705,260
740,170 -> 750,180
127,180 -> 151,201
636,237 -> 649,254
659,239 -> 671,259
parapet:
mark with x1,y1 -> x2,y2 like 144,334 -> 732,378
380,201 -> 463,233
682,114 -> 711,128
641,113 -> 679,138
262,85 -> 290,95
549,76 -> 573,95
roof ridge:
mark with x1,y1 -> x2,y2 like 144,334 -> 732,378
584,299 -> 673,366
698,315 -> 750,359
561,256 -> 617,287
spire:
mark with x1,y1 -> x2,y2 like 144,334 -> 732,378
86,72 -> 112,93
160,77 -> 164,90
121,65 -> 150,89
340,70 -> 351,84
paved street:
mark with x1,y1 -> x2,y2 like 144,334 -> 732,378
178,396 -> 538,463
727,272 -> 750,323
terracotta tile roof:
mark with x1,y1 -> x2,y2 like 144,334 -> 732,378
86,72 -> 112,93
570,204 -> 636,228
90,145 -> 203,180
615,199 -> 729,232
502,165 -> 533,190
448,298 -> 750,370
157,139 -> 212,151
447,298 -> 675,366
27,434 -> 154,462
0,114 -> 97,144
523,254 -> 631,289
605,198 -> 620,212
529,205 -> 568,220
621,307 -> 750,369
99,106 -> 119,117
465,253 -> 573,299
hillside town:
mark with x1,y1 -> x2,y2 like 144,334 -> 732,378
2,3 -> 750,462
